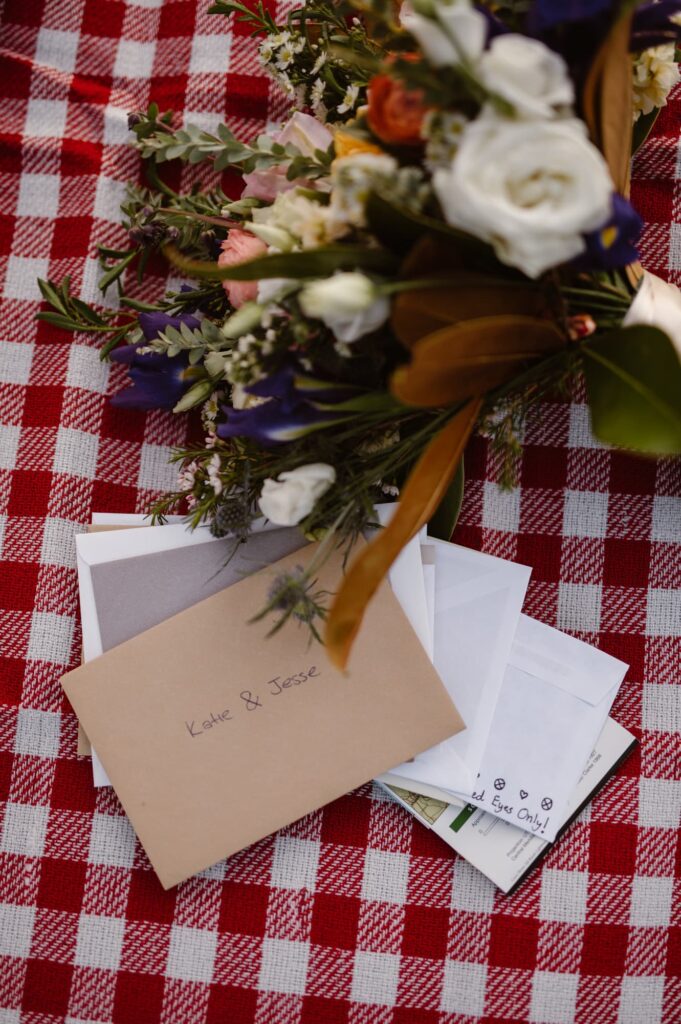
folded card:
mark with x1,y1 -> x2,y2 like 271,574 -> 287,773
380,538 -> 531,796
62,539 -> 464,888
457,613 -> 628,840
77,522 -> 308,786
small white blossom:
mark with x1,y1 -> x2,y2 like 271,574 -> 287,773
178,460 -> 198,492
337,83 -> 360,114
258,41 -> 274,64
207,454 -> 223,496
276,45 -> 294,69
310,77 -> 326,109
311,52 -> 327,75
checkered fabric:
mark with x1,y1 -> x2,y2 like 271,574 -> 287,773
0,2 -> 680,1022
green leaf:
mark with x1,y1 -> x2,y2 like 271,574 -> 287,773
632,108 -> 660,155
98,250 -> 137,293
583,325 -> 681,456
365,193 -> 499,268
172,376 -> 216,412
163,244 -> 398,281
428,457 -> 464,541
35,312 -> 81,330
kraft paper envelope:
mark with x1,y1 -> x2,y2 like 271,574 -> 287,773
62,540 -> 464,889
77,522 -> 307,784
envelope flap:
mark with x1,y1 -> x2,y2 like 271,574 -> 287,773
508,615 -> 628,705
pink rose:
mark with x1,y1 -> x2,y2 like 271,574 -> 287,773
241,112 -> 333,203
218,229 -> 268,308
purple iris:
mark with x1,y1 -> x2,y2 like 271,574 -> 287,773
110,310 -> 202,411
217,365 -> 358,445
528,0 -> 614,33
578,194 -> 643,270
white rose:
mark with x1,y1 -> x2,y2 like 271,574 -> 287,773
623,271 -> 681,358
479,35 -> 574,119
400,0 -> 486,66
299,272 -> 390,342
434,118 -> 614,278
258,463 -> 336,525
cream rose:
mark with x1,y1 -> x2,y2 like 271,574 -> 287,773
434,118 -> 614,278
258,463 -> 336,525
479,35 -> 574,119
299,273 -> 390,342
400,0 -> 486,67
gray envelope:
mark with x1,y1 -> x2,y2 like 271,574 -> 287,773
90,527 -> 308,652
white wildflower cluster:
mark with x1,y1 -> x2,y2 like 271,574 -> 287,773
422,110 -> 469,173
633,44 -> 680,121
329,153 -> 428,229
223,333 -> 269,386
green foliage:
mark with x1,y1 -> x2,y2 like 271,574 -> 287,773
129,107 -> 332,178
583,325 -> 681,456
164,243 -> 399,281
207,0 -> 278,33
428,458 -> 465,541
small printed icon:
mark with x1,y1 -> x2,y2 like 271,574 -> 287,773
541,797 -> 553,811
519,789 -> 529,800
494,778 -> 506,791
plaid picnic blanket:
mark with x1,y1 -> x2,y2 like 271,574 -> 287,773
0,2 -> 679,1021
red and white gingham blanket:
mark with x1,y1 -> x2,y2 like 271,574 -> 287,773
0,2 -> 679,1021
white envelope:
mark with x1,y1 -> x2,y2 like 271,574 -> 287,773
458,613 -> 628,840
381,538 -> 531,796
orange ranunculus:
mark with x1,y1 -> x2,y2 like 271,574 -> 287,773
366,71 -> 430,146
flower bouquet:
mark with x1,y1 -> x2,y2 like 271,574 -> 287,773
38,0 -> 681,666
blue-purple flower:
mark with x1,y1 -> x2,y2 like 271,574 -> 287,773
579,194 -> 643,270
218,365 -> 359,445
110,310 -> 202,411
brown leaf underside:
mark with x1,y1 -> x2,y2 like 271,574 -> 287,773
390,315 -> 565,407
325,398 -> 482,670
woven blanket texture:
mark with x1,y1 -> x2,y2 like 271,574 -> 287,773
0,2 -> 679,1022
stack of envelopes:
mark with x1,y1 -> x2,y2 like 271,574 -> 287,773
63,509 -> 635,892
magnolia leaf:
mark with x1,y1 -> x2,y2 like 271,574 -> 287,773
163,244 -> 397,281
393,276 -> 547,349
583,325 -> 681,456
325,399 -> 481,669
582,10 -> 634,194
428,457 -> 465,542
390,315 -> 565,407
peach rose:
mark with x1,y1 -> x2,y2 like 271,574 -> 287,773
367,66 -> 430,147
218,229 -> 268,308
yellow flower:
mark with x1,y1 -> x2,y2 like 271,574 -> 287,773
333,128 -> 384,160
